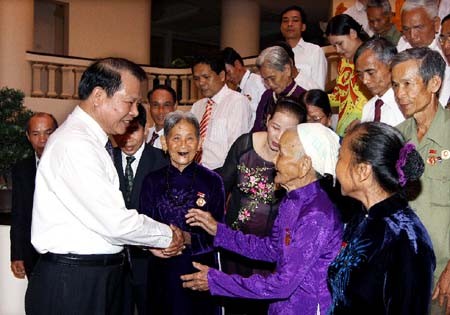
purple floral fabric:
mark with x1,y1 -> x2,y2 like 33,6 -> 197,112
208,180 -> 343,315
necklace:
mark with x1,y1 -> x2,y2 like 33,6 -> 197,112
272,82 -> 298,102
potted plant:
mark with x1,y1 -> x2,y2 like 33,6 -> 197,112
0,87 -> 34,211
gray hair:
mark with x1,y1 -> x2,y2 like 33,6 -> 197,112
367,0 -> 392,14
256,46 -> 292,72
164,110 -> 200,138
391,47 -> 445,86
354,37 -> 398,65
401,0 -> 438,19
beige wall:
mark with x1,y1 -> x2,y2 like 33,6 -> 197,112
68,0 -> 151,64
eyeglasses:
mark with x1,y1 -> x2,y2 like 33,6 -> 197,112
439,34 -> 450,45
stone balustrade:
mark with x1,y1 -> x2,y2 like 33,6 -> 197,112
26,48 -> 339,105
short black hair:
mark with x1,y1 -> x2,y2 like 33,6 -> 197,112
191,54 -> 225,75
280,5 -> 308,25
26,112 -> 58,133
78,57 -> 146,100
346,122 -> 424,193
442,13 -> 450,25
147,85 -> 177,103
222,47 -> 244,66
354,37 -> 397,65
391,47 -> 446,86
269,96 -> 307,124
301,89 -> 332,117
134,103 -> 147,128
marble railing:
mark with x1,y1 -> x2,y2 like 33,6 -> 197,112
26,48 -> 339,104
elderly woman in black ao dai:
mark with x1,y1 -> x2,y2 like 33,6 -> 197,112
328,122 -> 435,314
140,111 -> 224,315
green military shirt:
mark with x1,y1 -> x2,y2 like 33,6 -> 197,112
397,105 -> 450,281
378,24 -> 402,46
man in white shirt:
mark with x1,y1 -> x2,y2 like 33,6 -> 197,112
397,0 -> 450,106
222,47 -> 266,125
146,85 -> 177,149
26,58 -> 184,315
355,38 -> 405,126
280,5 -> 328,90
344,0 -> 374,36
191,54 -> 252,170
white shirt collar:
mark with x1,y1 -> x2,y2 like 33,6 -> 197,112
355,0 -> 365,11
121,141 -> 145,163
211,84 -> 230,104
72,106 -> 109,147
239,70 -> 251,91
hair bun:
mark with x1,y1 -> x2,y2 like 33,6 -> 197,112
396,143 -> 424,186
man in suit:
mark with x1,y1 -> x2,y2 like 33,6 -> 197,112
10,112 -> 58,279
113,103 -> 168,315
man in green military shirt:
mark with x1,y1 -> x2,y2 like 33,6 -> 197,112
392,47 -> 450,314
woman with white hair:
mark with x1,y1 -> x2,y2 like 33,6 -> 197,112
181,123 -> 343,315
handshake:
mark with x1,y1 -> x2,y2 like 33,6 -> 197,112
149,224 -> 186,258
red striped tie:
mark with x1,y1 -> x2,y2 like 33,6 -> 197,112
195,99 -> 213,163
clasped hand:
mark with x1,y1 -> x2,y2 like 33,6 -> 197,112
149,224 -> 185,258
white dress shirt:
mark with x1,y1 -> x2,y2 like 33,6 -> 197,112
31,106 -> 172,255
292,38 -> 328,90
344,0 -> 374,37
239,70 -> 266,125
397,36 -> 450,107
121,141 -> 145,175
294,71 -> 322,90
146,126 -> 164,149
361,88 -> 405,126
191,84 -> 251,170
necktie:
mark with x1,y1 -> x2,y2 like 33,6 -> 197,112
124,155 -> 136,205
195,99 -> 213,163
149,131 -> 159,146
105,139 -> 114,160
374,99 -> 384,122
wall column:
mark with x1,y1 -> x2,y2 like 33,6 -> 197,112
221,0 -> 260,58
0,0 -> 34,94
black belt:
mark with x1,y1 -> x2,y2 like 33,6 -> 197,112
42,252 -> 125,267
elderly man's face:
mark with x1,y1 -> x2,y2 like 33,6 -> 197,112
95,71 -> 141,135
260,64 -> 292,94
280,9 -> 305,42
440,19 -> 450,64
274,129 -> 302,185
392,59 -> 435,118
164,119 -> 200,172
114,121 -> 147,156
356,49 -> 392,96
193,63 -> 225,98
401,8 -> 439,48
149,89 -> 176,131
26,115 -> 57,158
367,6 -> 392,35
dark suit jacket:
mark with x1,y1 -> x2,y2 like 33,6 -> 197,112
114,144 -> 168,260
113,144 -> 169,211
10,156 -> 40,277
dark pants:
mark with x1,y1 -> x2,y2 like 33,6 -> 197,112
25,252 -> 125,315
122,256 -> 150,315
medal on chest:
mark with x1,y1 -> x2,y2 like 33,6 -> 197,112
284,228 -> 291,246
196,192 -> 206,207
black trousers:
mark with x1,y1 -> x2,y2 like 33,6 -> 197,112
25,252 -> 125,315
